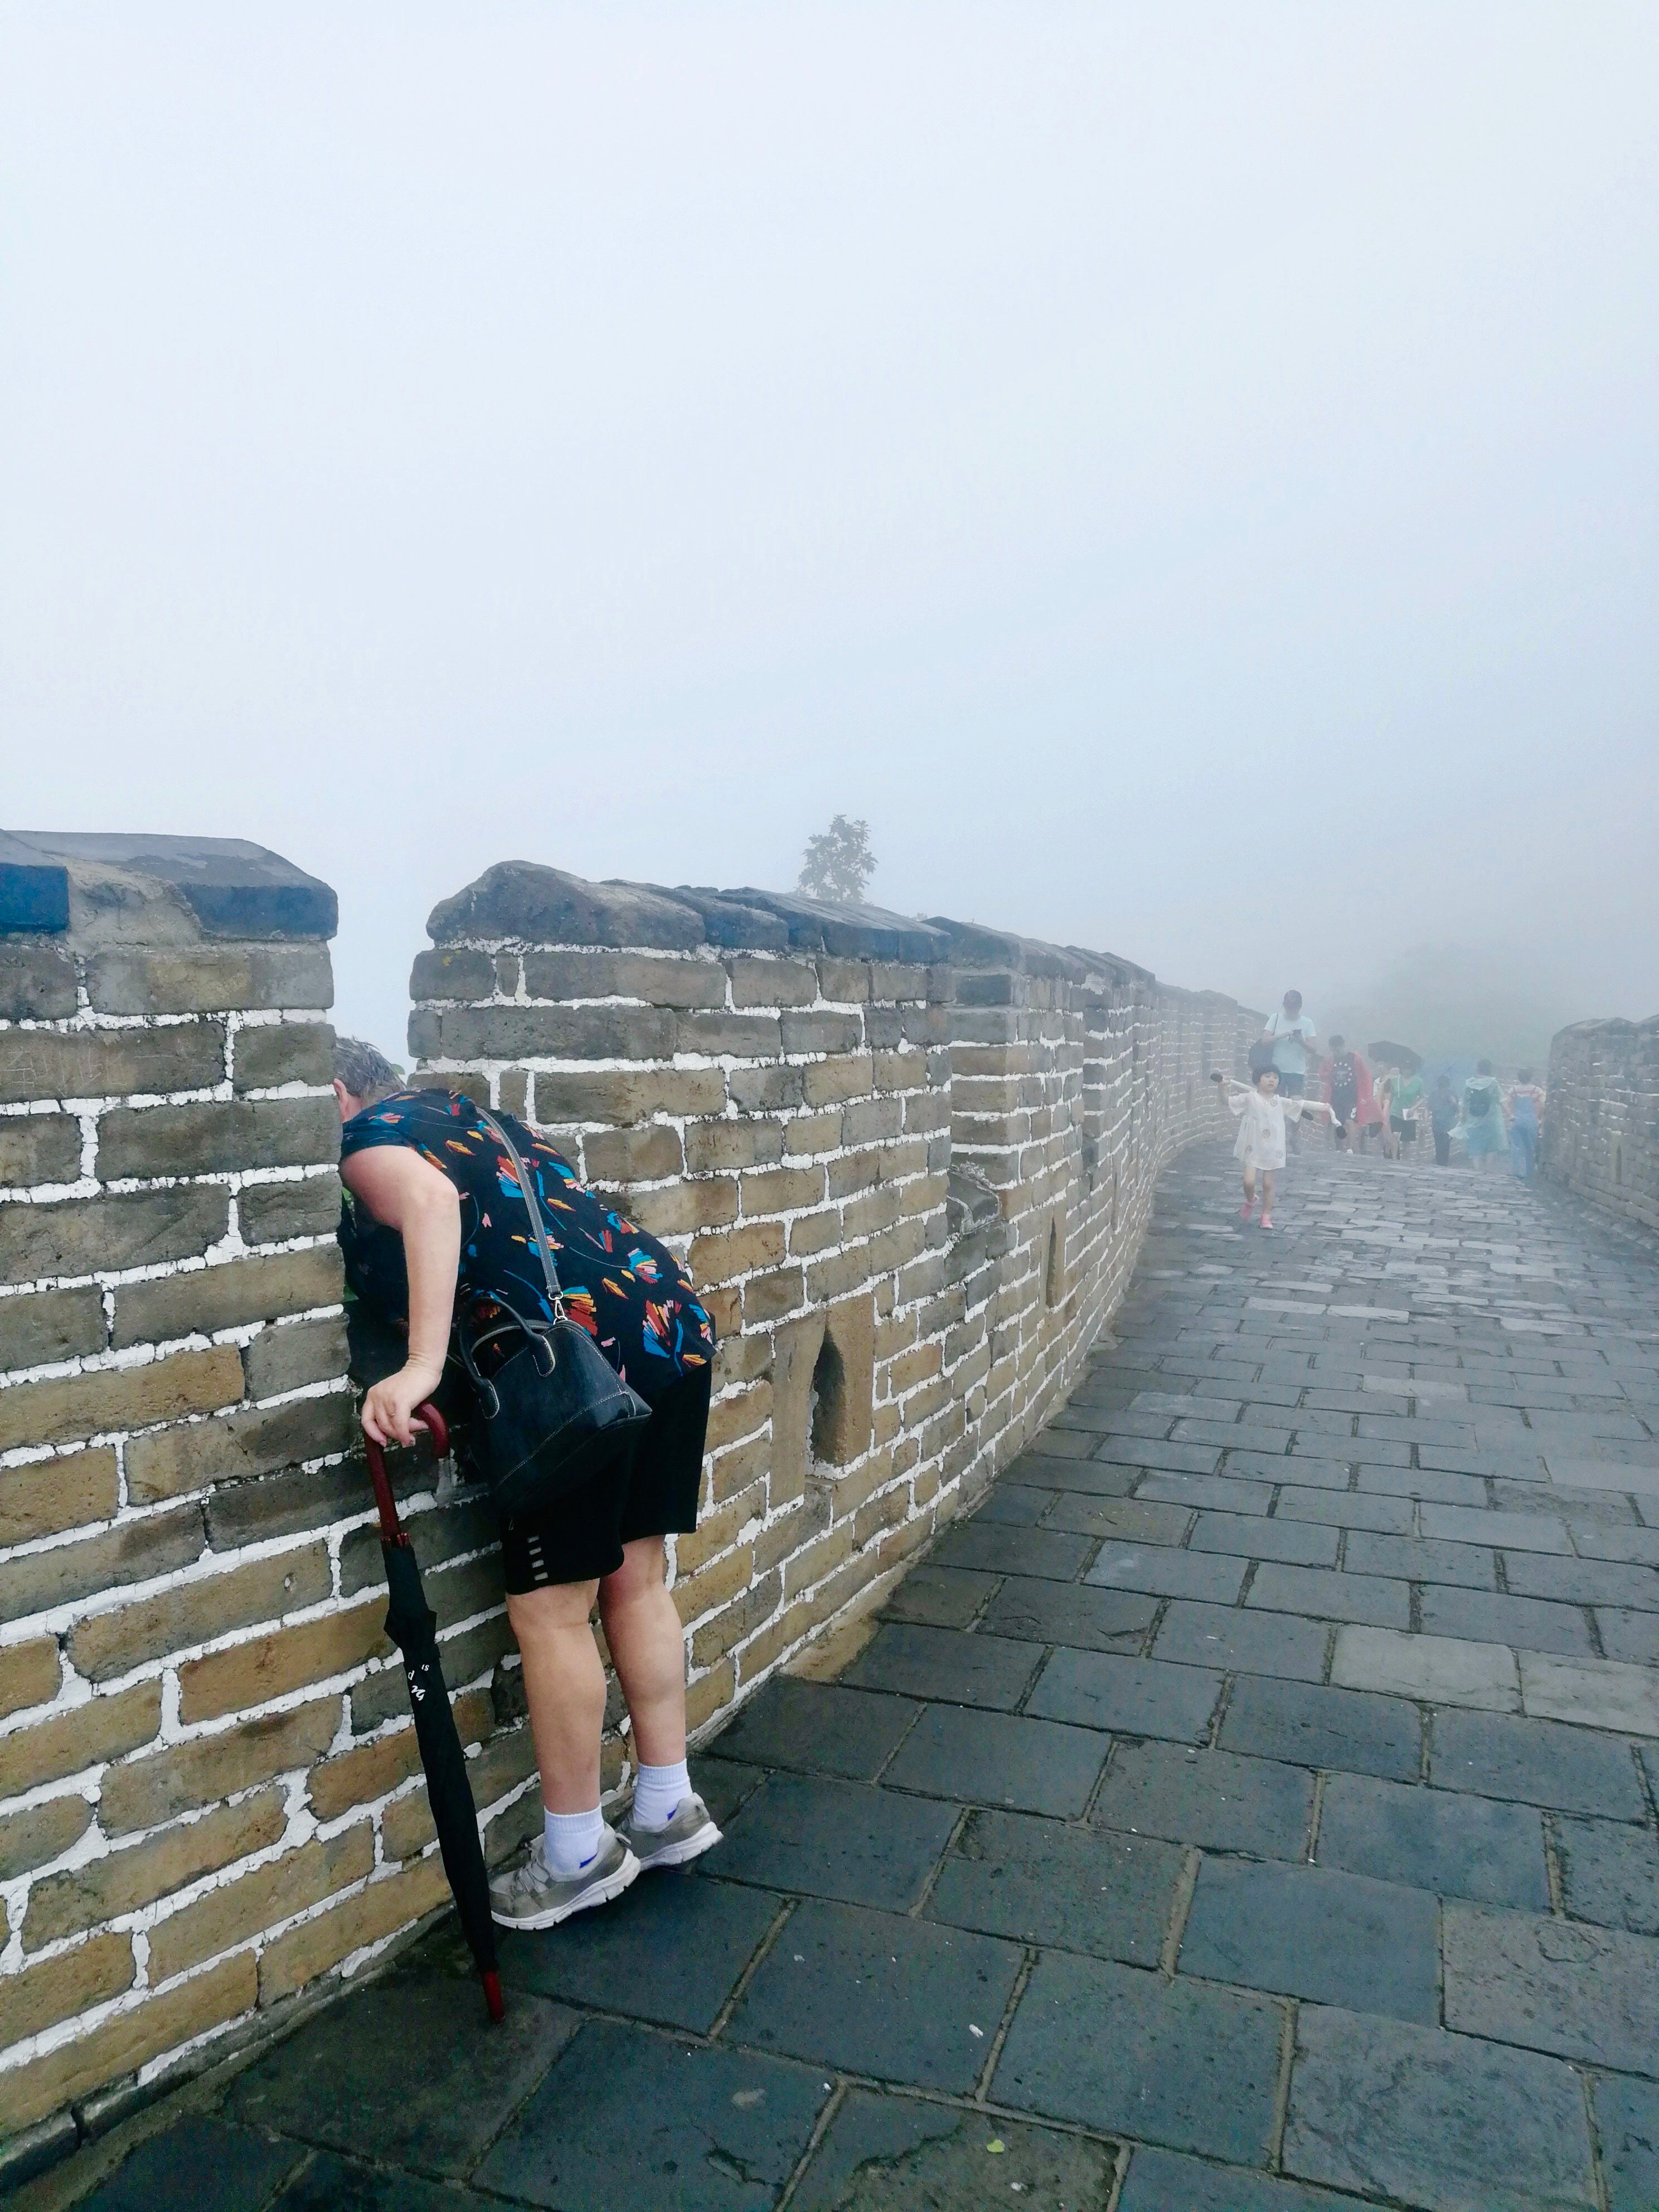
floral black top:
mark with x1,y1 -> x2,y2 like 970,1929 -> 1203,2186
338,1089 -> 714,1404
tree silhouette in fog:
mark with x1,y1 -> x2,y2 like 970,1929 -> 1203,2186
798,815 -> 876,904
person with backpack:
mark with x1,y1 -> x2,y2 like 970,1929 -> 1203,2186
332,1039 -> 724,1933
1461,1060 -> 1507,1171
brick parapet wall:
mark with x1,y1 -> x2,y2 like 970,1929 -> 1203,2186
0,843 -> 1257,2178
410,867 -> 1258,1758
0,841 -> 547,2180
1542,1015 -> 1659,1235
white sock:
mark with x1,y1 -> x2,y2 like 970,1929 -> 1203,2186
543,1805 -> 604,1876
632,1758 -> 691,1831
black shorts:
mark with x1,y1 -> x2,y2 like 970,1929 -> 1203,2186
1277,1072 -> 1306,1097
497,1363 -> 712,1593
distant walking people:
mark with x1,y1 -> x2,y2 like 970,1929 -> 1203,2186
1507,1068 -> 1546,1180
1461,1060 -> 1507,1172
1321,1036 -> 1374,1151
1214,1066 -> 1336,1231
1429,1074 -> 1458,1167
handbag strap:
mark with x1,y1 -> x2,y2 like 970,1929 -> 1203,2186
476,1105 -> 566,1324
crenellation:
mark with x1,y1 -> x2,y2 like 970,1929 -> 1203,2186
0,842 -> 1258,2165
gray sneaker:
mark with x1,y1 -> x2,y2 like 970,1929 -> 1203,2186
488,1827 -> 638,1930
620,1792 -> 723,1872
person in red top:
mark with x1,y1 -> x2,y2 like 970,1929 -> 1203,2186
1321,1036 -> 1377,1151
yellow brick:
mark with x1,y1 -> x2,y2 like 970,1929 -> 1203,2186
25,1789 -> 287,1950
0,1682 -> 162,1801
673,1544 -> 756,1627
686,1657 -> 736,1735
705,1380 -> 772,1454
0,1955 -> 255,2136
0,1637 -> 60,1721
672,1485 -> 760,1577
177,1602 -> 389,1724
256,1854 -> 450,2005
0,1346 -> 244,1454
148,1826 -> 373,1983
0,1930 -> 134,2046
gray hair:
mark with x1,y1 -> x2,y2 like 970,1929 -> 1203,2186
332,1035 -> 404,1106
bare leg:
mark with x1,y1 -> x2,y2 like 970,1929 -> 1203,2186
599,1537 -> 688,1769
507,1580 -> 604,1813
1262,1169 -> 1278,1216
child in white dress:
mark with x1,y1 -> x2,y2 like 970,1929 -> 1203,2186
1212,1067 -> 1336,1230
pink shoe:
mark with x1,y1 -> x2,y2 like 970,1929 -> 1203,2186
1240,1197 -> 1258,1221
1259,1213 -> 1274,1231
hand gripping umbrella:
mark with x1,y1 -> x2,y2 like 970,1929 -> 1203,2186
363,1403 -> 505,2024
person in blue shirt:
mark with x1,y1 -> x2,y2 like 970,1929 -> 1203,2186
1262,991 -> 1317,1095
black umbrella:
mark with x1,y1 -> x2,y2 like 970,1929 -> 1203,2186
365,1403 -> 504,2024
1367,1039 -> 1423,1074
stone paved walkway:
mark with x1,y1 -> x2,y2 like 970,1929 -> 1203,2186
38,1140 -> 1659,2212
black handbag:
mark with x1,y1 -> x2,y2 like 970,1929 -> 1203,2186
457,1108 -> 653,1520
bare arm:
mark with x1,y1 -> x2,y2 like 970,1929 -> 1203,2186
341,1146 -> 462,1448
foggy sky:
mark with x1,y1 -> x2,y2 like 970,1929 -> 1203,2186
4,4 -> 1656,1061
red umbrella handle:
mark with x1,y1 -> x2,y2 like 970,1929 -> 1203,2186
362,1401 -> 450,1544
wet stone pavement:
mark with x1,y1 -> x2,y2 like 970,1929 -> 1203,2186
47,1139 -> 1659,2212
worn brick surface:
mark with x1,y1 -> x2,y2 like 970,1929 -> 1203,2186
0,1637 -> 60,1720
0,942 -> 76,1022
0,1505 -> 203,1625
0,1114 -> 81,1191
0,1021 -> 226,1108
111,1244 -> 342,1348
0,1186 -> 229,1286
100,1700 -> 339,1833
0,1284 -> 105,1372
69,1542 -> 332,1682
0,1930 -> 134,2045
231,1017 -> 333,1092
0,1447 -> 119,1548
0,1954 -> 256,2136
0,1344 -> 244,1454
255,1851 -> 450,2004
86,945 -> 331,1016
148,1827 -> 375,1987
0,1681 -> 162,1798
125,1393 -> 353,1503
25,1788 -> 288,1948
236,1174 -> 342,1244
177,1601 -> 388,1723
0,1796 -> 95,1885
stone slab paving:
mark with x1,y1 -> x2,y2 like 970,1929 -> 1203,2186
44,1139 -> 1659,2210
